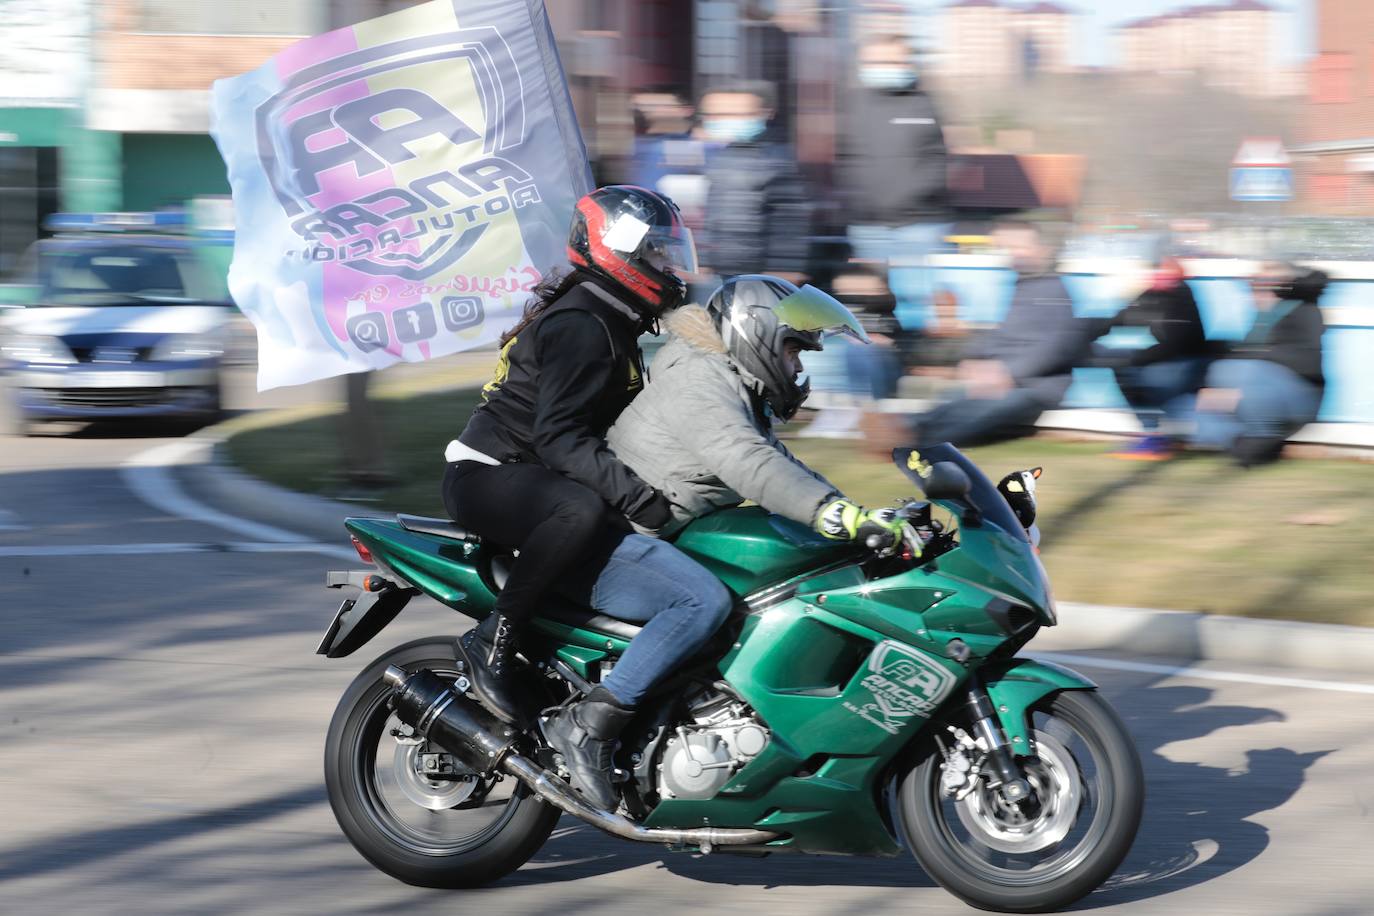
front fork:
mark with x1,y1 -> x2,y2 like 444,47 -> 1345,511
963,678 -> 1033,804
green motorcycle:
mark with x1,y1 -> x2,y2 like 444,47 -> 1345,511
319,444 -> 1143,913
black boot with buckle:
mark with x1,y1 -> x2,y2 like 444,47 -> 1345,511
543,686 -> 635,811
454,613 -> 524,725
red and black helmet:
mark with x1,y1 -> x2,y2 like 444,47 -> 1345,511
567,185 -> 698,316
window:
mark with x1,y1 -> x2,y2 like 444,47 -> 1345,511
1313,52 -> 1353,104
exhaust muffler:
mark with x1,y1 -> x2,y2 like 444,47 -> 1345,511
383,666 -> 780,851
383,665 -> 518,774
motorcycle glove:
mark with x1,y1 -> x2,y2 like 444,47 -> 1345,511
815,498 -> 906,551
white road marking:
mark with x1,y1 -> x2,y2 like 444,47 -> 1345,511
122,440 -> 313,544
0,541 -> 354,558
1030,651 -> 1374,696
0,509 -> 27,532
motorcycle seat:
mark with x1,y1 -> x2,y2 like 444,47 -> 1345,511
490,554 -> 643,642
397,513 -> 477,542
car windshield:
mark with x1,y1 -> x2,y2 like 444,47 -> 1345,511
34,244 -> 217,306
895,442 -> 1028,541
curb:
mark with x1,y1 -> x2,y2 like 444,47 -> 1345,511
179,416 -> 1374,676
178,435 -> 385,546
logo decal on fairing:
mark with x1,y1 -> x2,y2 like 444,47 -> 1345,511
843,640 -> 958,735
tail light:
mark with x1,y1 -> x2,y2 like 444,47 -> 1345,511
350,535 -> 373,563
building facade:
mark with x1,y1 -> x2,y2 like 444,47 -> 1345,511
1115,1 -> 1291,98
1295,0 -> 1374,213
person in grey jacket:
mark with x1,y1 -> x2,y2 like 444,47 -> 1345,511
607,275 -> 910,546
912,220 -> 1088,447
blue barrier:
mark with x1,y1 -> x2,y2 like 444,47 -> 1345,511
799,263 -> 1371,424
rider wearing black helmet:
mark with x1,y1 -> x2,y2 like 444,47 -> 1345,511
607,274 -> 911,547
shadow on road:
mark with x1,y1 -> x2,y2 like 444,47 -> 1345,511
1081,682 -> 1330,909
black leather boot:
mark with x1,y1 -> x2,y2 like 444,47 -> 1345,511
455,614 -> 524,725
543,686 -> 635,811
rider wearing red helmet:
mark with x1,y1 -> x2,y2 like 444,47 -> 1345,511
442,186 -> 729,810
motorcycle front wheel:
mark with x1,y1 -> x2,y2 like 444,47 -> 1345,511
898,689 -> 1143,913
325,637 -> 559,888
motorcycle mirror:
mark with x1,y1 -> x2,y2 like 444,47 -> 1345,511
918,461 -> 973,502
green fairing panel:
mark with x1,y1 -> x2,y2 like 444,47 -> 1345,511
982,657 -> 1097,753
672,507 -> 858,597
345,518 -> 495,615
645,598 -> 974,856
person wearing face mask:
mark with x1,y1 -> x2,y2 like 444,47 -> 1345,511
840,35 -> 952,329
697,81 -> 813,285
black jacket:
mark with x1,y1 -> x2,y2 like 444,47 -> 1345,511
1226,299 -> 1326,389
840,85 -> 949,226
703,140 -> 812,278
459,273 -> 669,527
1092,281 -> 1212,367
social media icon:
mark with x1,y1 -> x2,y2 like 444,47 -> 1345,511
346,311 -> 389,352
441,295 -> 485,332
394,302 -> 437,344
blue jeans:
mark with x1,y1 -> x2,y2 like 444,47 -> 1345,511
561,534 -> 732,706
848,222 -> 952,328
1191,359 -> 1323,453
1112,356 -> 1211,432
842,337 -> 904,399
913,388 -> 1050,447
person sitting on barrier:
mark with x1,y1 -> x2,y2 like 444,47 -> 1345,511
1089,251 -> 1218,461
1190,263 -> 1328,467
910,219 -> 1088,447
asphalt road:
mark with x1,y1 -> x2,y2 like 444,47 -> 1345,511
1,407 -> 1372,915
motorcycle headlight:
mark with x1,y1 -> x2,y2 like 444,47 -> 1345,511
0,334 -> 75,365
151,333 -> 225,361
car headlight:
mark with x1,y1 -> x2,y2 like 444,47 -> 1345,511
0,335 -> 75,365
151,333 -> 225,361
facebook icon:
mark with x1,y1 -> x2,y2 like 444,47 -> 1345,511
393,302 -> 437,344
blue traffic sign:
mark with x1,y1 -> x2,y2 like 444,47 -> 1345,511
1231,166 -> 1293,202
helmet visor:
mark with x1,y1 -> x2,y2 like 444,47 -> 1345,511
773,284 -> 870,344
641,224 -> 698,276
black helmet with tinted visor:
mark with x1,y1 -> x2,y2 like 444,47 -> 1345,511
708,276 -> 869,421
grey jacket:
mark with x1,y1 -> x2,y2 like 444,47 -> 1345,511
606,306 -> 840,537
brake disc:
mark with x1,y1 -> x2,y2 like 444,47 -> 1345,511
952,730 -> 1083,855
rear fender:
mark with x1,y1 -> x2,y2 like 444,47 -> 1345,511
316,585 -> 415,659
981,657 -> 1096,755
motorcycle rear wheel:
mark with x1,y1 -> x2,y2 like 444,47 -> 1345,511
325,637 -> 559,888
898,689 -> 1143,913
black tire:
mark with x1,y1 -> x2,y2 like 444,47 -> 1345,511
325,637 -> 560,888
898,689 -> 1143,913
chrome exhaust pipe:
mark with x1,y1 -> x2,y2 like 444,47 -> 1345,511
498,753 -> 780,850
384,666 -> 780,850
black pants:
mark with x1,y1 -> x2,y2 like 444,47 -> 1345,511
442,461 -> 625,624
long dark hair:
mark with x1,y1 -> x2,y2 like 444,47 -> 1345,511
498,267 -> 582,347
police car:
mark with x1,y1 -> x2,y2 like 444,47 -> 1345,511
0,212 -> 233,434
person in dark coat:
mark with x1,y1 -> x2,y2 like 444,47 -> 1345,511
1191,264 -> 1328,467
698,80 -> 812,283
840,34 -> 952,326
1091,255 -> 1217,460
912,221 -> 1086,447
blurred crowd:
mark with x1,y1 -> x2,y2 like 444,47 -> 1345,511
611,29 -> 1332,470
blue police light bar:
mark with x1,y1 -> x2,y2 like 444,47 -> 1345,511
43,211 -> 189,232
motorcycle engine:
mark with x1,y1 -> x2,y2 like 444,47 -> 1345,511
657,687 -> 770,801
